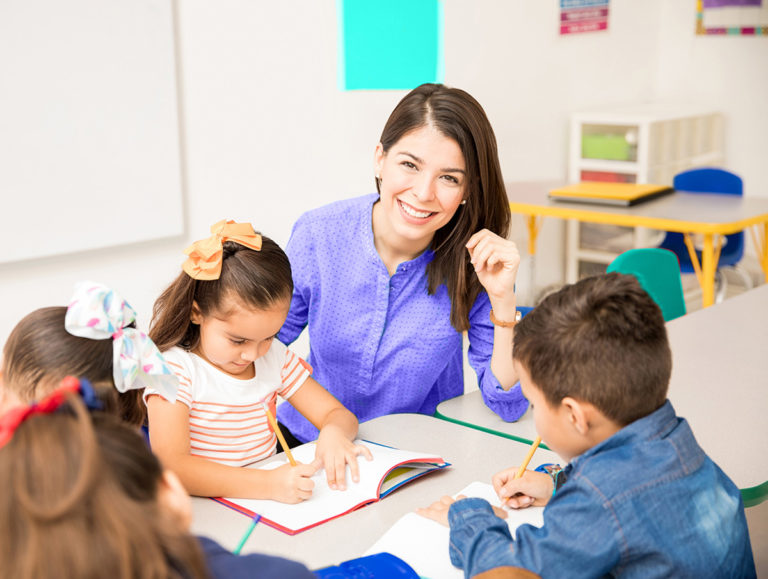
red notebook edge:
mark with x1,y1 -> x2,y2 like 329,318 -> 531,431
213,495 -> 381,536
211,445 -> 450,535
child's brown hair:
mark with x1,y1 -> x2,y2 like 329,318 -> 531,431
2,307 -> 144,424
150,235 -> 293,352
513,273 -> 671,426
0,391 -> 208,578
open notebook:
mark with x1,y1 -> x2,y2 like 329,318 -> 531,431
364,481 -> 544,578
215,440 -> 449,535
548,182 -> 674,206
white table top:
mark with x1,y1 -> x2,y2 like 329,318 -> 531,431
436,284 -> 768,499
190,413 -> 562,570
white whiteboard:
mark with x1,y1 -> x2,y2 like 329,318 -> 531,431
0,0 -> 183,264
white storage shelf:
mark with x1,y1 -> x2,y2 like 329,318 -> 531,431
566,104 -> 724,282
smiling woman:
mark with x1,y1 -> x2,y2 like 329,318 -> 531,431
277,83 -> 530,445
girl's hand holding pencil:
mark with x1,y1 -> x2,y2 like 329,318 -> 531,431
262,402 -> 319,503
266,461 -> 319,504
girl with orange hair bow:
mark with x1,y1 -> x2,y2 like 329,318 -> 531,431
145,221 -> 371,502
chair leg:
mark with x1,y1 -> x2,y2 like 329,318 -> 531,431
715,270 -> 728,304
729,265 -> 755,291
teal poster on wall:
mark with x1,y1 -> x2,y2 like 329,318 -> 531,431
339,0 -> 444,90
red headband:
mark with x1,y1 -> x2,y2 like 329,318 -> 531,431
0,377 -> 99,448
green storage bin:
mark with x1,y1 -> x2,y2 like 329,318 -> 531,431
581,134 -> 632,161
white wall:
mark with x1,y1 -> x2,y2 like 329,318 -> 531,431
2,0 -> 765,348
656,0 -> 768,198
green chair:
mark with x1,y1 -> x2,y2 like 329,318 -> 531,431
607,248 -> 687,322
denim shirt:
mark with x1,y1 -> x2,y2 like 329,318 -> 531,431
277,194 -> 528,442
447,401 -> 756,578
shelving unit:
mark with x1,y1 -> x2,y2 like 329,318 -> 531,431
565,104 -> 724,282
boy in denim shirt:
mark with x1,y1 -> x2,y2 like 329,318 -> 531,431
419,273 -> 755,578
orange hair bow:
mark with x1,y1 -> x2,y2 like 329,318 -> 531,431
182,220 -> 262,280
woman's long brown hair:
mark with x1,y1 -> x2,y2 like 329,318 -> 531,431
0,394 -> 209,578
377,83 -> 510,332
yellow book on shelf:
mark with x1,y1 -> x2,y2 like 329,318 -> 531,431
548,182 -> 674,207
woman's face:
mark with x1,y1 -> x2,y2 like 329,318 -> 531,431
373,125 -> 467,251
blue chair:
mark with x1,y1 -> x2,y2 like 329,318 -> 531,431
607,248 -> 686,322
658,168 -> 751,302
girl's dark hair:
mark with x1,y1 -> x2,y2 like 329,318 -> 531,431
150,234 -> 293,352
513,273 -> 671,426
377,83 -> 510,332
2,307 -> 145,426
0,394 -> 209,578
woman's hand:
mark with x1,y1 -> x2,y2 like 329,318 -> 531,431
267,462 -> 319,504
466,229 -> 521,316
314,425 -> 373,490
492,468 -> 553,508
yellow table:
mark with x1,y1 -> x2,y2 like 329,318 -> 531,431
507,181 -> 768,307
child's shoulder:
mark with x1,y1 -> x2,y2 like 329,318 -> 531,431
158,346 -> 191,370
570,408 -> 714,506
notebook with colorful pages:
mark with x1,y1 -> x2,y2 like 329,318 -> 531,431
548,182 -> 674,207
364,481 -> 545,579
214,439 -> 450,535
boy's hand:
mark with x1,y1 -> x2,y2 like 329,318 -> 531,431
416,495 -> 459,526
268,462 -> 318,503
314,426 -> 373,490
493,468 -> 553,508
417,495 -> 508,526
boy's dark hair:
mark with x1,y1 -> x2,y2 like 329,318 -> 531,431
150,235 -> 293,352
513,273 -> 671,426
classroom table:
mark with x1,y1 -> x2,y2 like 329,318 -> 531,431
506,181 -> 768,308
190,413 -> 563,570
436,283 -> 768,507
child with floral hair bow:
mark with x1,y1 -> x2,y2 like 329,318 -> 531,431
0,376 -> 315,579
146,220 -> 371,502
0,282 -> 177,426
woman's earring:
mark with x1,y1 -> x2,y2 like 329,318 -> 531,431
375,174 -> 381,181
460,199 -> 467,205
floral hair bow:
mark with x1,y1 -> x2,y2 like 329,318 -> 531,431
0,376 -> 100,448
64,282 -> 178,402
182,219 -> 262,281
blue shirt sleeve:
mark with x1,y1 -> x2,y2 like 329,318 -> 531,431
448,479 -> 623,578
467,292 -> 529,422
197,536 -> 316,579
448,498 -> 518,577
279,213 -> 314,345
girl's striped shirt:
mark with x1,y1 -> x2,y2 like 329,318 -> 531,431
144,342 -> 310,466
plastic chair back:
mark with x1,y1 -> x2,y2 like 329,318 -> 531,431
606,248 -> 687,321
659,168 -> 744,270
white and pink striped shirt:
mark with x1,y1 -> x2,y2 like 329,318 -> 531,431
144,342 -> 310,466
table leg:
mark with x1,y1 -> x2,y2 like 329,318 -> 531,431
524,215 -> 541,305
565,220 -> 579,284
761,224 -> 768,284
748,224 -> 768,284
701,233 -> 716,308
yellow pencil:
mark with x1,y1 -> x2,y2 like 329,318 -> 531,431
262,402 -> 297,466
515,436 -> 542,479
